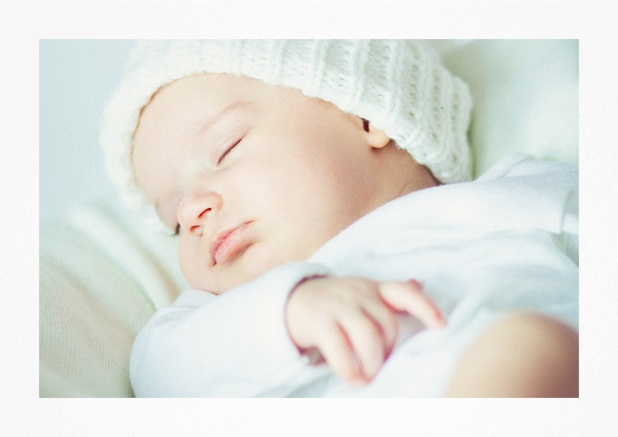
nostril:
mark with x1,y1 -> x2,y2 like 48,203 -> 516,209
190,225 -> 201,235
198,208 -> 211,219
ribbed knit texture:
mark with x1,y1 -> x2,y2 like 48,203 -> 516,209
100,40 -> 473,231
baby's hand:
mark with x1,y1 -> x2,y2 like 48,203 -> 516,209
285,276 -> 445,386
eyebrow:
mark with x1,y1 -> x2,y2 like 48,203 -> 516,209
196,100 -> 252,137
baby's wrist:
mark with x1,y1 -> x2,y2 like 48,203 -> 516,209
285,275 -> 327,350
291,274 -> 327,293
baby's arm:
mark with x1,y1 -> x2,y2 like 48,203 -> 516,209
286,277 -> 445,385
130,263 -> 444,396
130,262 -> 333,397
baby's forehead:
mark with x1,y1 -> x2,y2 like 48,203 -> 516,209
140,73 -> 335,133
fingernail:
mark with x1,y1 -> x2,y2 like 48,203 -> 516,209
434,312 -> 447,328
350,376 -> 369,387
408,279 -> 423,289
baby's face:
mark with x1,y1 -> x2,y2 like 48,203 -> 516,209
133,74 -> 393,293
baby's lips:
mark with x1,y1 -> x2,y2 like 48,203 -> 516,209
210,222 -> 251,265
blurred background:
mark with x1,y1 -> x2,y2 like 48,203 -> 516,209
40,40 -> 133,220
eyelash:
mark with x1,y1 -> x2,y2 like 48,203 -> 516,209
217,138 -> 242,165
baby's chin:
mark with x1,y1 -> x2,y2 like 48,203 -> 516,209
189,269 -> 253,295
188,259 -> 265,295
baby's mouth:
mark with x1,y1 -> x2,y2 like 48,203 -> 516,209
210,222 -> 251,265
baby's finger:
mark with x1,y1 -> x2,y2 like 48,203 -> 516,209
339,308 -> 388,381
378,280 -> 445,328
317,322 -> 366,385
356,299 -> 398,359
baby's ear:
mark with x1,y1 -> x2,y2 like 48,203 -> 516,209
364,121 -> 392,149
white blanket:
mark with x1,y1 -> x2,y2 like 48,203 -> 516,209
39,198 -> 187,396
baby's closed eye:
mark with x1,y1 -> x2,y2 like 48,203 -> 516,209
217,137 -> 242,165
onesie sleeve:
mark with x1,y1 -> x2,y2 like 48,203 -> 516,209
473,153 -> 579,239
130,262 -> 331,397
499,153 -> 579,263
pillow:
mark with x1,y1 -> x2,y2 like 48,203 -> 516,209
433,40 -> 579,177
39,198 -> 187,397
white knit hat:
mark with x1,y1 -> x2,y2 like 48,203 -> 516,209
101,40 -> 473,231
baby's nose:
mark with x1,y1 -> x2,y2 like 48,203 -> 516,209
177,192 -> 223,236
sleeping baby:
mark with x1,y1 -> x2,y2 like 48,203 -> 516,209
101,40 -> 578,397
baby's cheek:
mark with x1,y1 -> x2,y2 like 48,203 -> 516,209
177,240 -> 253,294
237,243 -> 274,282
242,240 -> 313,277
178,240 -> 209,288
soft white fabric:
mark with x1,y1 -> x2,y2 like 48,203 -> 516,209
129,154 -> 578,397
39,198 -> 187,397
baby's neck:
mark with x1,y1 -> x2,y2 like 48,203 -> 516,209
381,146 -> 440,201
